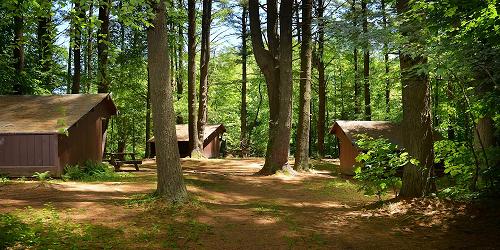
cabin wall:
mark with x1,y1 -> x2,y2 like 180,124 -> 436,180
334,128 -> 360,175
203,135 -> 221,158
0,134 -> 60,176
58,106 -> 104,169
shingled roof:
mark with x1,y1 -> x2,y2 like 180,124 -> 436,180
148,124 -> 225,143
330,120 -> 403,147
0,94 -> 117,134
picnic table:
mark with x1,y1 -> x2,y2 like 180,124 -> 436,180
104,152 -> 142,171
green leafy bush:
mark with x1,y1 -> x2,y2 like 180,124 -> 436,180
354,134 -> 415,200
63,161 -> 129,181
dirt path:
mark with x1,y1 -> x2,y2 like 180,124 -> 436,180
0,158 -> 498,249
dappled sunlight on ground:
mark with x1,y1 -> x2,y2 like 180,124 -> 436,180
1,158 -> 499,249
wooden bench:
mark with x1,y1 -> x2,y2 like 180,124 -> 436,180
105,152 -> 142,171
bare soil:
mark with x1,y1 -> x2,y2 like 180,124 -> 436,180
0,158 -> 499,249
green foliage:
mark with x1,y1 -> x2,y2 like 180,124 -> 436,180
354,135 -> 412,200
32,171 -> 51,182
62,161 -> 131,181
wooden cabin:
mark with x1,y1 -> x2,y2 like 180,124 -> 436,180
148,124 -> 226,158
330,120 -> 402,175
0,94 -> 117,177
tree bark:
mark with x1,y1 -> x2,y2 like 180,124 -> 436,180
240,4 -> 249,157
145,66 -> 152,158
295,0 -> 313,171
187,0 -> 201,155
147,0 -> 187,201
177,2 -> 184,101
37,0 -> 53,87
72,0 -> 84,94
197,0 -> 212,152
382,0 -> 390,117
362,0 -> 371,120
249,0 -> 294,175
352,0 -> 361,117
86,1 -> 93,92
316,0 -> 326,158
97,0 -> 110,93
13,1 -> 25,95
397,0 -> 434,198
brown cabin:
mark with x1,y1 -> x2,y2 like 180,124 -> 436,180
148,124 -> 226,158
330,120 -> 403,175
0,94 -> 117,177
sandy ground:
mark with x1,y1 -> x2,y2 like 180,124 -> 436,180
0,158 -> 499,249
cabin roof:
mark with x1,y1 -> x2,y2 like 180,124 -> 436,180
0,94 -> 117,134
148,124 -> 225,143
330,120 -> 403,147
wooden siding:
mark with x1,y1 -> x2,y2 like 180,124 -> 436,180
203,135 -> 221,158
331,125 -> 360,175
0,134 -> 60,176
58,104 -> 106,168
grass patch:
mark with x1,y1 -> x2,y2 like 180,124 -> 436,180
0,204 -> 125,249
248,201 -> 282,217
62,161 -> 135,182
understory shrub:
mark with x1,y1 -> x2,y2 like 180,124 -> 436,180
434,140 -> 500,199
62,161 -> 130,181
354,134 -> 416,200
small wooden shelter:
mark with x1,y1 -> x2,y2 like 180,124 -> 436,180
330,120 -> 402,175
148,124 -> 226,158
0,94 -> 117,177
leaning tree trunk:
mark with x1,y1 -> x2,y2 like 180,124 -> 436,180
249,0 -> 293,175
294,0 -> 313,171
97,0 -> 110,93
187,0 -> 201,156
240,4 -> 249,157
147,0 -> 187,201
13,1 -> 25,94
316,0 -> 326,157
197,0 -> 212,153
397,0 -> 434,198
362,0 -> 371,120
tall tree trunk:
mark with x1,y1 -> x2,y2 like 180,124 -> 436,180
145,66 -> 152,158
397,0 -> 434,198
352,0 -> 361,117
295,0 -> 313,171
362,0 -> 371,120
177,2 -> 184,101
72,0 -> 84,94
382,0 -> 390,117
147,0 -> 187,201
13,1 -> 25,94
197,0 -> 212,152
316,0 -> 326,157
38,0 -> 53,87
97,0 -> 110,93
240,4 -> 249,157
187,0 -> 201,155
86,1 -> 93,92
67,19 -> 73,94
249,0 -> 293,175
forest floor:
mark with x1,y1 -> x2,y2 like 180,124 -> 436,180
0,158 -> 499,249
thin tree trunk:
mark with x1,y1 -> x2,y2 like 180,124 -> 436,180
187,0 -> 201,155
145,66 -> 152,158
177,3 -> 184,101
240,4 -> 249,157
397,0 -> 434,198
197,0 -> 212,152
295,0 -> 313,171
38,0 -> 53,87
67,19 -> 73,94
13,1 -> 25,94
352,0 -> 361,117
86,1 -> 93,92
72,0 -> 84,94
147,0 -> 187,201
362,0 -> 371,120
97,0 -> 110,93
382,0 -> 390,117
316,0 -> 326,158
